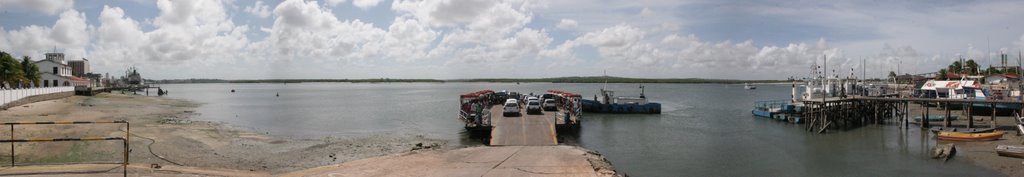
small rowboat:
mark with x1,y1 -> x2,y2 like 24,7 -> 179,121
928,127 -> 995,134
937,131 -> 1004,141
996,145 -> 1024,158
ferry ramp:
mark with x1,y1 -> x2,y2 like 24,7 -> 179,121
488,106 -> 558,146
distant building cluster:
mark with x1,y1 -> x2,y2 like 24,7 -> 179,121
26,49 -> 147,89
34,52 -> 89,87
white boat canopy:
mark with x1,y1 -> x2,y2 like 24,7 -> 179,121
920,80 -> 980,90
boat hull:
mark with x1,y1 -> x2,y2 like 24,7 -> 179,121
928,127 -> 995,134
970,103 -> 1023,116
937,131 -> 1004,141
913,115 -> 959,122
751,110 -> 773,118
996,145 -> 1024,159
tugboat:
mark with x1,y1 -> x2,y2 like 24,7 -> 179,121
581,85 -> 661,114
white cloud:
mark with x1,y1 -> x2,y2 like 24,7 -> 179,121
325,0 -> 347,7
1015,34 -> 1024,51
244,0 -> 272,18
392,0 -> 500,27
639,7 -> 653,17
556,19 -> 577,29
0,9 -> 88,60
90,5 -> 146,67
352,0 -> 382,10
0,0 -> 74,15
262,0 -> 438,64
86,0 -> 250,69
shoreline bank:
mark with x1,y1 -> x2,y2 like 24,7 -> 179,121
0,93 -> 616,176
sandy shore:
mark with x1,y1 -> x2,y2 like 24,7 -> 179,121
0,93 -> 450,176
0,93 -> 616,176
905,104 -> 1024,176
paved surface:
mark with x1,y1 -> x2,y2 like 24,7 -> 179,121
489,106 -> 558,146
282,146 -> 600,177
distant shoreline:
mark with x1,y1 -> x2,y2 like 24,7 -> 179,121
151,76 -> 796,84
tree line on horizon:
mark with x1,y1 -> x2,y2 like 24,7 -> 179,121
0,50 -> 41,89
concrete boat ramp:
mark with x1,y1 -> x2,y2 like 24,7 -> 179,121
488,106 -> 560,146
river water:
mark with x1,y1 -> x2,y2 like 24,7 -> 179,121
159,82 -> 998,176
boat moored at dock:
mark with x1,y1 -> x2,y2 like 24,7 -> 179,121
751,100 -> 803,123
581,85 -> 661,114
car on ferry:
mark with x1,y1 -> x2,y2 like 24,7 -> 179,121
543,99 -> 558,111
503,99 -> 520,116
526,99 -> 542,114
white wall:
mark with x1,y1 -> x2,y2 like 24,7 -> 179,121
0,87 -> 73,107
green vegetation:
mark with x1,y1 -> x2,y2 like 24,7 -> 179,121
936,57 -> 1021,80
457,76 -> 791,84
0,50 -> 40,88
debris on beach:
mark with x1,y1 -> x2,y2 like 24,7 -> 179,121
932,143 -> 956,161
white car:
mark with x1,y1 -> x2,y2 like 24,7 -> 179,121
543,99 -> 558,111
526,100 -> 542,114
526,96 -> 539,104
503,99 -> 520,116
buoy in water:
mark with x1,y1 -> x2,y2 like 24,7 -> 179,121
276,92 -> 279,97
231,89 -> 235,93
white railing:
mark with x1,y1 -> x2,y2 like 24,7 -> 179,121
0,86 -> 74,107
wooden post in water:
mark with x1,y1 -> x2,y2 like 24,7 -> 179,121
991,103 -> 997,128
874,101 -> 879,125
944,102 -> 951,128
967,102 -> 973,128
923,101 -> 930,128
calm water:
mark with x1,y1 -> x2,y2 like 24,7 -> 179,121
160,83 -> 999,176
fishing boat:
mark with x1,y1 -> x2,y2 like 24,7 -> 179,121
970,88 -> 1023,116
936,131 -> 1004,141
996,145 -> 1024,159
917,78 -> 981,108
912,115 -> 959,122
581,85 -> 661,114
752,100 -> 790,118
928,127 -> 995,134
744,83 -> 756,90
751,100 -> 803,123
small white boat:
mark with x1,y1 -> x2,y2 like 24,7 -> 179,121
744,83 -> 756,90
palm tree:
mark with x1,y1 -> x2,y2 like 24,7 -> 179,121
21,56 -> 39,87
948,61 -> 962,74
0,51 -> 25,88
964,59 -> 979,75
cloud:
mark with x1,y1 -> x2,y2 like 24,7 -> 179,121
0,0 -> 74,15
412,0 -> 544,65
1015,34 -> 1024,51
392,0 -> 500,27
262,0 -> 438,64
0,9 -> 88,59
244,0 -> 272,18
86,0 -> 250,68
352,0 -> 383,10
639,7 -> 653,17
556,19 -> 577,29
325,0 -> 347,7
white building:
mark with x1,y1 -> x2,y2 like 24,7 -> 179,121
34,52 -> 89,87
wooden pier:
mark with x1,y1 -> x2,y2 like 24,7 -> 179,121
802,96 -> 1024,133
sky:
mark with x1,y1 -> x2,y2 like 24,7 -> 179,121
1,0 -> 1024,80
